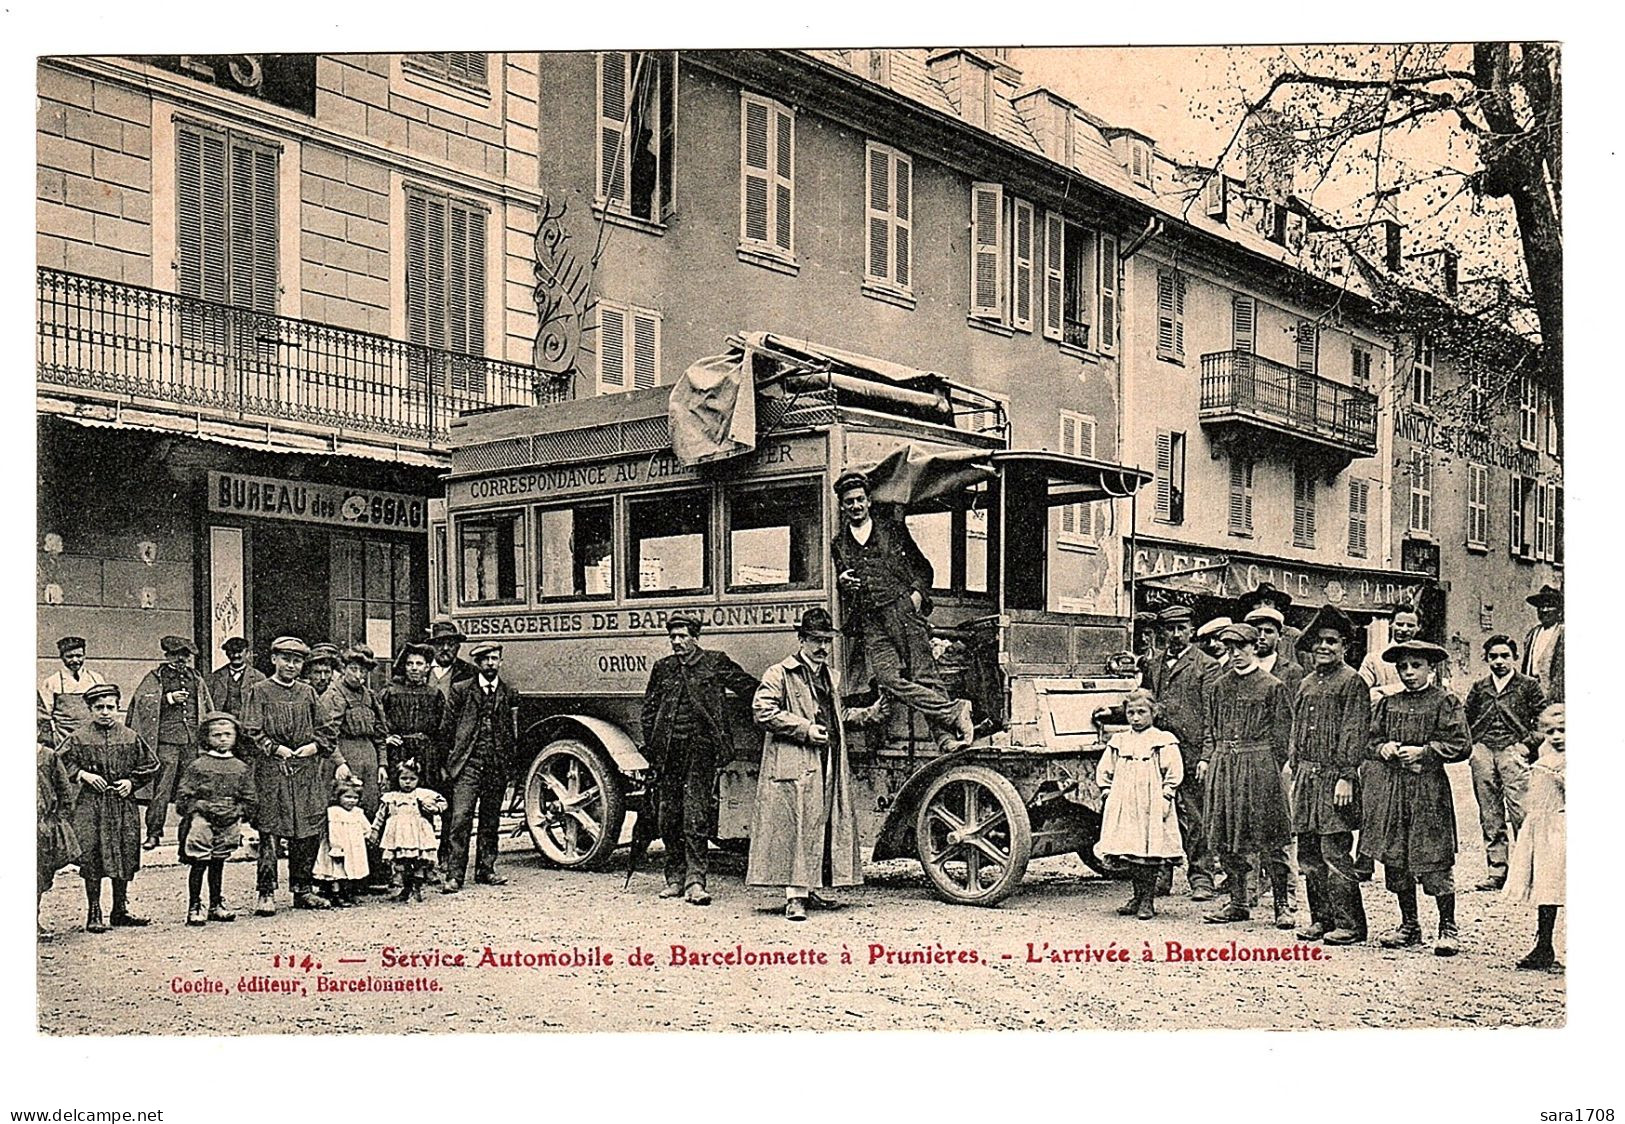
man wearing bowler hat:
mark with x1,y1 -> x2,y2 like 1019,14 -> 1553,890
640,611 -> 759,904
420,618 -> 480,700
1145,604 -> 1218,900
38,635 -> 105,746
130,635 -> 215,851
439,641 -> 520,892
207,637 -> 266,721
1522,585 -> 1564,701
830,470 -> 974,752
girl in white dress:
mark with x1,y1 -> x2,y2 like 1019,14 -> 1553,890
313,782 -> 372,906
1505,703 -> 1565,970
372,761 -> 446,903
1095,689 -> 1184,919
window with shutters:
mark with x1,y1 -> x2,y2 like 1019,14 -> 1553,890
1154,430 -> 1185,525
1231,293 -> 1256,353
1467,367 -> 1490,427
1410,334 -> 1434,407
1058,412 -> 1098,546
1010,198 -> 1034,331
1546,390 -> 1561,456
594,300 -> 661,396
405,53 -> 489,93
970,182 -> 1005,320
1347,478 -> 1370,558
1509,474 -> 1527,558
1466,463 -> 1489,549
405,187 -> 488,399
1060,219 -> 1095,349
1227,456 -> 1254,534
864,142 -> 913,295
739,93 -> 794,263
1533,479 -> 1548,560
175,120 -> 279,347
1352,346 -> 1372,390
1295,319 -> 1319,374
1408,449 -> 1433,534
1156,269 -> 1185,362
1293,464 -> 1317,548
1097,233 -> 1119,354
596,51 -> 676,225
1520,376 -> 1540,448
1553,485 -> 1564,564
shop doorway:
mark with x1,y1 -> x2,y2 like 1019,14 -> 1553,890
250,523 -> 333,666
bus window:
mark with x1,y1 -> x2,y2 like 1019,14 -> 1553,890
966,504 -> 990,594
727,480 -> 824,592
458,509 -> 526,605
628,488 -> 711,596
536,501 -> 614,600
905,511 -> 953,592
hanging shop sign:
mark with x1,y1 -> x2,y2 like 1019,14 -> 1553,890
208,472 -> 428,533
1127,538 -> 1429,613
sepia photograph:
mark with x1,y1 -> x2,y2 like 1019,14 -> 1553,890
26,28 -> 1587,1079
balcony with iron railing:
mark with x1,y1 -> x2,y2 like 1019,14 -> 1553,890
36,268 -> 569,451
1199,349 -> 1379,462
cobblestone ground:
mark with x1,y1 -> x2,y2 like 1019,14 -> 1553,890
37,769 -> 1563,1034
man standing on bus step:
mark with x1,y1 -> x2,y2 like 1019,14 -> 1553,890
640,612 -> 759,904
830,471 -> 974,752
439,642 -> 519,893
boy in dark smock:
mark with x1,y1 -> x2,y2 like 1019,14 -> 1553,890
1289,607 -> 1370,944
1361,639 -> 1471,955
242,636 -> 346,913
60,683 -> 160,932
1198,622 -> 1294,927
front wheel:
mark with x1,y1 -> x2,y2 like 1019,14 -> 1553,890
915,765 -> 1032,907
524,738 -> 626,870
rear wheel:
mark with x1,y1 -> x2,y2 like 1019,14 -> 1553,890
915,765 -> 1032,907
524,738 -> 626,870
1073,807 -> 1124,878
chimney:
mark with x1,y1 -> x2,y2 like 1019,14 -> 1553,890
1245,108 -> 1290,204
1407,246 -> 1460,298
1013,87 -> 1077,166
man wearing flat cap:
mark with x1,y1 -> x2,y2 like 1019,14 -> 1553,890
242,636 -> 346,912
1522,585 -> 1564,701
439,641 -> 520,891
207,638 -> 266,722
1195,616 -> 1233,665
1361,638 -> 1471,955
130,635 -> 215,851
830,470 -> 974,753
1289,606 -> 1370,944
323,646 -> 390,886
1244,604 -> 1304,697
1145,604 -> 1218,900
38,635 -> 105,746
1238,582 -> 1306,671
640,612 -> 759,904
748,609 -> 886,921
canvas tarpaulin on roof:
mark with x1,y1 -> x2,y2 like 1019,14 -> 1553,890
668,342 -> 759,465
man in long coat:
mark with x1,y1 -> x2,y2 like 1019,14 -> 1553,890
1361,639 -> 1471,955
1521,585 -> 1564,701
38,635 -> 105,746
830,471 -> 973,752
207,637 -> 266,720
748,609 -> 886,922
438,642 -> 519,891
640,612 -> 758,904
241,636 -> 345,913
1144,604 -> 1217,900
1289,607 -> 1370,945
129,635 -> 215,850
1465,634 -> 1546,891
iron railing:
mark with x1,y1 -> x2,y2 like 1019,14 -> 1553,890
37,268 -> 567,445
1199,350 -> 1378,455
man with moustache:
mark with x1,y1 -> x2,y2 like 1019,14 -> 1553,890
1144,604 -> 1217,900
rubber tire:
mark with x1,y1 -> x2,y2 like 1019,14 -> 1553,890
915,764 -> 1033,907
1072,808 -> 1126,878
524,738 -> 626,870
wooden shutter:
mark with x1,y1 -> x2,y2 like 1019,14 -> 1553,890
598,305 -> 627,392
1158,270 -> 1184,359
1294,467 -> 1316,546
1011,198 -> 1034,331
176,123 -> 229,305
1059,414 -> 1096,539
225,136 -> 278,313
1534,482 -> 1548,560
1042,210 -> 1064,339
740,96 -> 771,246
1508,474 -> 1523,556
1154,431 -> 1173,520
893,152 -> 911,289
1348,478 -> 1368,558
631,310 -> 659,389
1228,458 -> 1252,531
1296,319 -> 1319,373
772,104 -> 794,254
865,144 -> 891,283
405,191 -> 448,352
657,52 -> 677,220
971,182 -> 1003,318
1097,233 -> 1118,353
598,51 -> 628,205
1231,293 -> 1256,353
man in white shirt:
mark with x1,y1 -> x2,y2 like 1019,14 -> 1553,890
1522,585 -> 1564,701
1359,605 -> 1449,701
38,635 -> 105,745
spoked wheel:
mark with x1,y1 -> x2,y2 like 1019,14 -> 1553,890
915,765 -> 1033,906
524,739 -> 626,870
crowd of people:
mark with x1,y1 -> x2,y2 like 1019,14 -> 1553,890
37,622 -> 522,939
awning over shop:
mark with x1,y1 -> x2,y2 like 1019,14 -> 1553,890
1127,537 -> 1430,614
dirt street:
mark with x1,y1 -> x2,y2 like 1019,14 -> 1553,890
37,771 -> 1563,1034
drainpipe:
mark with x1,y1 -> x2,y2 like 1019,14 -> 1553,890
1118,215 -> 1164,262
